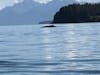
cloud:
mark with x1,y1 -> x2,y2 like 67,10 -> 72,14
0,0 -> 100,10
0,0 -> 24,10
76,0 -> 100,3
33,0 -> 52,4
0,0 -> 53,10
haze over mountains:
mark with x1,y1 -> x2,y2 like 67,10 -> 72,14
0,0 -> 76,25
0,0 -> 99,25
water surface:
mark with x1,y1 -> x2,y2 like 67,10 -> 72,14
0,23 -> 100,75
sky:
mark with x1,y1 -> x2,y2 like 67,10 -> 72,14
0,0 -> 100,10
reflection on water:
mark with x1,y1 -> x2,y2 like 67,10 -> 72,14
0,23 -> 100,75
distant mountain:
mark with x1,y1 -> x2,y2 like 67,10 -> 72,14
39,21 -> 52,24
0,0 -> 75,25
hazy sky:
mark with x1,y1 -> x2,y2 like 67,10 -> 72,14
0,0 -> 100,10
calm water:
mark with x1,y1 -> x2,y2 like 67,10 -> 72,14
0,23 -> 100,75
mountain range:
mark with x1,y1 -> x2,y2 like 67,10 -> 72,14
0,0 -> 75,25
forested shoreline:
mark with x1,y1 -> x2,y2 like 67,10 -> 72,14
53,3 -> 100,23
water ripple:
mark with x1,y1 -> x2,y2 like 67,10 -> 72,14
0,24 -> 100,75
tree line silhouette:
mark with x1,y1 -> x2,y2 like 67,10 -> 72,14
53,3 -> 100,23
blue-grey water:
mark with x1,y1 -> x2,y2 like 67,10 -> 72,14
0,23 -> 100,75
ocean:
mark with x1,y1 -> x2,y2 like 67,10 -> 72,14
0,23 -> 100,75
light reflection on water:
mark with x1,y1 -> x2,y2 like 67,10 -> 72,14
0,23 -> 100,75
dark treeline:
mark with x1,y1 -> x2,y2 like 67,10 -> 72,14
53,3 -> 100,23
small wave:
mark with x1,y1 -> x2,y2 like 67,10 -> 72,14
33,70 -> 100,74
61,59 -> 100,62
0,61 -> 18,66
0,60 -> 62,68
0,70 -> 100,74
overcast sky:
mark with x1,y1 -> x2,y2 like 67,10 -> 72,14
0,0 -> 100,10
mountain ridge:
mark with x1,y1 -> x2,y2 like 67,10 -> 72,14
0,0 -> 75,25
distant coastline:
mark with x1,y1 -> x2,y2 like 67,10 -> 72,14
53,3 -> 100,23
